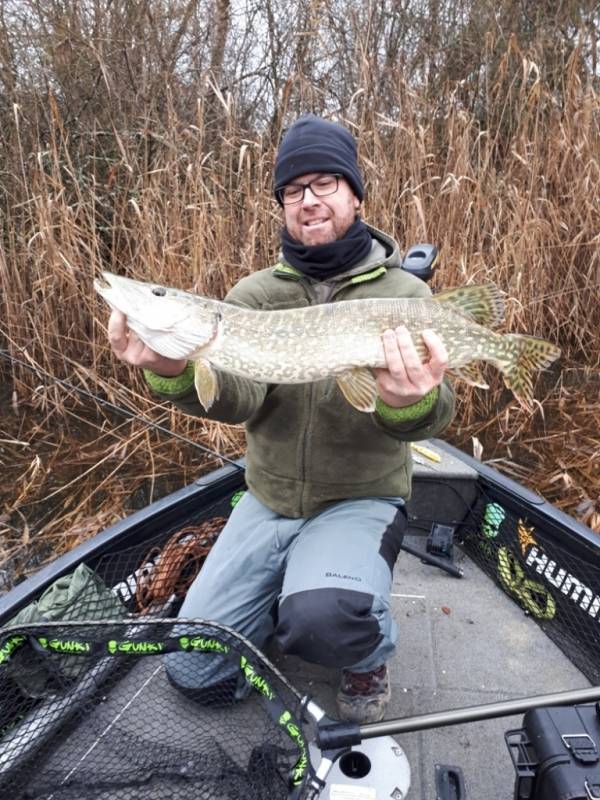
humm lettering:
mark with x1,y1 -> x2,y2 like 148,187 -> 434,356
525,546 -> 600,619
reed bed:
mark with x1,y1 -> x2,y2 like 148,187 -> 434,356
1,8 -> 599,586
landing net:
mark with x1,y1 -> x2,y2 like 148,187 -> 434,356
0,619 -> 312,800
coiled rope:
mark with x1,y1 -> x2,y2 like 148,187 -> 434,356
135,517 -> 227,613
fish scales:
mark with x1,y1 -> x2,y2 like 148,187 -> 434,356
95,273 -> 561,413
211,297 -> 503,382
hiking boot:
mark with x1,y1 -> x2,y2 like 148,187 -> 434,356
336,664 -> 391,723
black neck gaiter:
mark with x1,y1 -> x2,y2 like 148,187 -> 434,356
281,218 -> 373,280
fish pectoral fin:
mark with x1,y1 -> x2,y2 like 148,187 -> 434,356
447,363 -> 489,389
194,359 -> 219,411
336,368 -> 378,413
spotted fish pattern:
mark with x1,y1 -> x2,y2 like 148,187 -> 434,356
95,273 -> 561,413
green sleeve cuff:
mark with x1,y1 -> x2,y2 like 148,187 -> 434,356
375,386 -> 440,423
143,362 -> 195,396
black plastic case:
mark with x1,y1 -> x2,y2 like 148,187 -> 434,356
506,704 -> 600,800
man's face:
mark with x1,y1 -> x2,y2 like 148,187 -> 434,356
282,173 -> 361,246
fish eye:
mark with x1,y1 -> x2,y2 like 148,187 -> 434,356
151,286 -> 166,297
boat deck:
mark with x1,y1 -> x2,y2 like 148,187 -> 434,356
271,533 -> 589,798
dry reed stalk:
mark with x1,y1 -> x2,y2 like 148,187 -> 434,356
1,24 -> 599,582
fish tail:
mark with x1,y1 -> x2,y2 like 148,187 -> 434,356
497,334 -> 561,410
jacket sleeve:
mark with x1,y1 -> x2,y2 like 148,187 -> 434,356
143,284 -> 269,424
371,378 -> 455,441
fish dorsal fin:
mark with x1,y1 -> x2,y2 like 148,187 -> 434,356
447,364 -> 489,389
433,284 -> 505,328
336,368 -> 378,412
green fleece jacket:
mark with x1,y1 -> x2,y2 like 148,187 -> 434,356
145,224 -> 455,517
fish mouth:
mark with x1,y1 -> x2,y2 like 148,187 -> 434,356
94,275 -> 111,291
94,273 -> 138,308
95,271 -> 121,291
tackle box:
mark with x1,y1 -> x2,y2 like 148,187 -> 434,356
505,704 -> 600,800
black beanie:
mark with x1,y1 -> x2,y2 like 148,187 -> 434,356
273,115 -> 364,205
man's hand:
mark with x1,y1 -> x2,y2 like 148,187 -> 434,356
374,326 -> 448,408
107,310 -> 188,377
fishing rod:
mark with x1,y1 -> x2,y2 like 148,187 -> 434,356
0,347 -> 245,472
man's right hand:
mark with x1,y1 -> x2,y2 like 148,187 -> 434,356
107,310 -> 188,377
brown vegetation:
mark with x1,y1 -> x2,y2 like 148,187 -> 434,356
1,0 -> 599,585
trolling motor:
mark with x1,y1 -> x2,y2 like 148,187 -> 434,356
400,244 -> 439,283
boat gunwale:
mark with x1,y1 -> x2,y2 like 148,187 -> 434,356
435,440 -> 598,557
1,443 -> 597,624
0,460 -> 246,625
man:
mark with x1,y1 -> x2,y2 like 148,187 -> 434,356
108,115 -> 454,723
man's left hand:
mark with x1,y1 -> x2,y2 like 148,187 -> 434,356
374,326 -> 448,408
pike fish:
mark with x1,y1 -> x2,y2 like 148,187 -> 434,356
95,272 -> 561,413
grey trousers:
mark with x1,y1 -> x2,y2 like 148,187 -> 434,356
165,490 -> 407,693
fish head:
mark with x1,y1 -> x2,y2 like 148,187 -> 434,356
95,272 -> 197,325
94,272 -> 221,360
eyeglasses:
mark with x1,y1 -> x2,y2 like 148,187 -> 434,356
278,174 -> 342,205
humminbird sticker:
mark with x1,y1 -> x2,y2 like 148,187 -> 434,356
525,546 -> 600,619
514,518 -> 600,620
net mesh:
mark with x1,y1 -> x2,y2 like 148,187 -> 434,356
459,488 -> 600,685
0,491 -> 314,800
0,619 -> 311,800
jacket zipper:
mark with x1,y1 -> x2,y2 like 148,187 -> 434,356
296,278 -> 317,516
298,382 -> 315,517
294,271 -> 383,515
